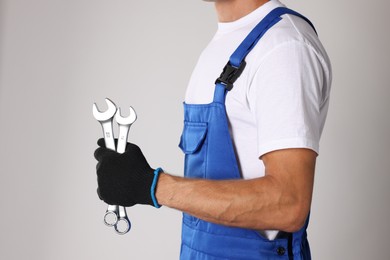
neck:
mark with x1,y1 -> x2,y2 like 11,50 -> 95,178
214,0 -> 269,22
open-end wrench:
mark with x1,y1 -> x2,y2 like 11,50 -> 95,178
92,98 -> 120,227
113,106 -> 137,234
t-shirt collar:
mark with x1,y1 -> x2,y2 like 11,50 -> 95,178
217,0 -> 286,34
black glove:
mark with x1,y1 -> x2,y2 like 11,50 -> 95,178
94,138 -> 162,207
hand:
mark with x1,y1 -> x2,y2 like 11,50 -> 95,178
94,138 -> 160,207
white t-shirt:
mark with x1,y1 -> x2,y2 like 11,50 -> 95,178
184,0 -> 332,239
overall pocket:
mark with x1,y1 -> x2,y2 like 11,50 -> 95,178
178,121 -> 208,179
178,121 -> 208,226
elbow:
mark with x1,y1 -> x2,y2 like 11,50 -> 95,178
284,215 -> 307,233
282,202 -> 310,233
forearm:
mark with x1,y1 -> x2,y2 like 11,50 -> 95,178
156,172 -> 309,232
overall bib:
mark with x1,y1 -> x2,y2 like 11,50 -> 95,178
179,7 -> 316,260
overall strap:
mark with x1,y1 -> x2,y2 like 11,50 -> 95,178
214,7 -> 317,103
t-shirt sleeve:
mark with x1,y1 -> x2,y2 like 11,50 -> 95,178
248,41 -> 325,158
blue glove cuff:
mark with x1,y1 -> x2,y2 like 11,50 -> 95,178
151,167 -> 163,208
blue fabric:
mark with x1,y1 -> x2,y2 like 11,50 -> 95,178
178,7 -> 314,260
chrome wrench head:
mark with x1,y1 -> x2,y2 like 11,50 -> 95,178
114,206 -> 131,235
115,106 -> 137,127
92,98 -> 117,122
92,98 -> 117,151
104,205 -> 119,227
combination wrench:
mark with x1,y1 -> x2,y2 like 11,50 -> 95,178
113,106 -> 137,234
92,98 -> 137,235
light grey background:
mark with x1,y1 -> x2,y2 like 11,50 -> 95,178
0,0 -> 389,259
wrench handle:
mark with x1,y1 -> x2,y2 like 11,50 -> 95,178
101,120 -> 116,151
117,124 -> 131,154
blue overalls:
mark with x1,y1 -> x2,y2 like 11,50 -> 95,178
178,7 -> 316,260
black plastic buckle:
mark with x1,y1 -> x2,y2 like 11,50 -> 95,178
215,61 -> 246,91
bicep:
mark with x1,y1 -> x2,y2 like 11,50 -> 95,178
261,148 -> 317,218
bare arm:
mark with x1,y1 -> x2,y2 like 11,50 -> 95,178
155,148 -> 316,233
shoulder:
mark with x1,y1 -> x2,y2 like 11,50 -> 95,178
240,12 -> 332,95
247,12 -> 331,70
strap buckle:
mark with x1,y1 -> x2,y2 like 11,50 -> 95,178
215,61 -> 246,91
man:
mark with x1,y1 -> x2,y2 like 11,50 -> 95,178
94,0 -> 331,259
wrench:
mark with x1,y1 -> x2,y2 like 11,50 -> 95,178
92,98 -> 120,228
113,106 -> 137,234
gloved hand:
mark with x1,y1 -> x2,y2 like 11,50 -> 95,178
94,138 -> 162,208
